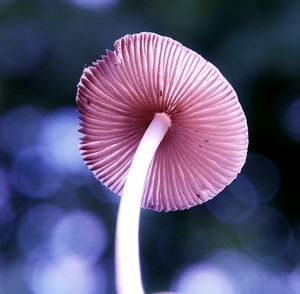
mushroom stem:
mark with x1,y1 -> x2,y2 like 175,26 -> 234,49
115,113 -> 171,294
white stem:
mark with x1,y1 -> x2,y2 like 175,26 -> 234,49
115,113 -> 171,294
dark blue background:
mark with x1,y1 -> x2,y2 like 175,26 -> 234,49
0,0 -> 299,293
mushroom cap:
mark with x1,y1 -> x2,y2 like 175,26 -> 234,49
76,32 -> 248,212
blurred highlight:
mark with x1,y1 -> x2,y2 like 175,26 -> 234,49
0,0 -> 299,293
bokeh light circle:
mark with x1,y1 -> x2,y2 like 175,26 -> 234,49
65,0 -> 120,10
0,105 -> 44,155
241,153 -> 281,203
38,107 -> 87,177
173,262 -> 237,294
30,256 -> 106,294
17,205 -> 63,254
50,210 -> 107,263
10,146 -> 63,199
206,183 -> 256,224
236,206 -> 293,258
283,98 -> 300,142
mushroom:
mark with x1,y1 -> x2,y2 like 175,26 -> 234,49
76,32 -> 248,294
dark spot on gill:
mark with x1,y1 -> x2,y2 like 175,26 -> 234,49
204,139 -> 209,142
159,90 -> 162,97
86,99 -> 91,105
198,145 -> 202,148
195,130 -> 199,133
196,193 -> 201,198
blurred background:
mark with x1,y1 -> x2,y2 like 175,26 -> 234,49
0,0 -> 300,293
